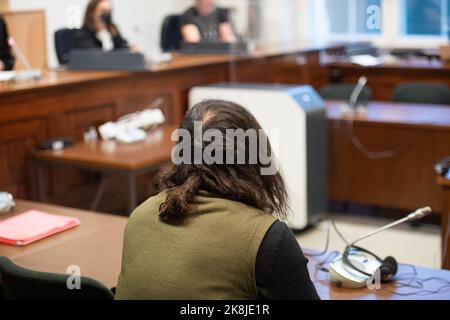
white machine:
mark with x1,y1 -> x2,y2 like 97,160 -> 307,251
189,83 -> 327,230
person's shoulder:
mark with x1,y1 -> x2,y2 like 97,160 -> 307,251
196,191 -> 276,222
128,190 -> 167,222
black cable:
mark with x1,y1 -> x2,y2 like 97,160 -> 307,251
303,223 -> 331,257
331,220 -> 350,245
303,219 -> 349,257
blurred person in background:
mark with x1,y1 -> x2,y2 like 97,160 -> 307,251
0,15 -> 15,71
180,0 -> 236,43
74,0 -> 137,51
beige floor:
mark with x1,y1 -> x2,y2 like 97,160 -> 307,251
295,213 -> 442,269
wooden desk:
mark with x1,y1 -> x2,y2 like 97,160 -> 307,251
1,201 -> 449,299
327,101 -> 450,213
0,200 -> 127,288
34,125 -> 177,214
437,176 -> 450,269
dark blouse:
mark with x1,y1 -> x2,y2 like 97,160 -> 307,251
73,27 -> 129,50
255,221 -> 320,300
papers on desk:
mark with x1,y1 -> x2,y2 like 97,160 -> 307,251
349,54 -> 382,67
0,210 -> 80,246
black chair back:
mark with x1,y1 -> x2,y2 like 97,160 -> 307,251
320,83 -> 373,104
54,28 -> 78,65
160,15 -> 182,52
0,256 -> 114,300
392,83 -> 450,105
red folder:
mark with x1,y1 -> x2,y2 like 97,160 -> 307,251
0,210 -> 80,246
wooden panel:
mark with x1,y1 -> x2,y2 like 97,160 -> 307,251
0,118 -> 46,198
2,10 -> 47,70
329,120 -> 428,209
0,0 -> 9,11
0,64 -> 230,211
66,104 -> 116,140
327,101 -> 450,212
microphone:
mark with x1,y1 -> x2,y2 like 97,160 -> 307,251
8,37 -> 32,70
7,37 -> 42,81
350,206 -> 432,246
348,76 -> 368,111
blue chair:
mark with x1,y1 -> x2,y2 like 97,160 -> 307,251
160,15 -> 182,52
392,83 -> 450,105
54,28 -> 78,65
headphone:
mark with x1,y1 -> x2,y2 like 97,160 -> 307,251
343,245 -> 398,282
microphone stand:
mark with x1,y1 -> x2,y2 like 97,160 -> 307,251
341,76 -> 368,116
350,207 -> 432,246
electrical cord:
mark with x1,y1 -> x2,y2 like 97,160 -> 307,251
303,219 -> 349,257
346,115 -> 404,160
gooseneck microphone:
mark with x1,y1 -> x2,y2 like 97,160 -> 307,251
8,37 -> 32,70
350,206 -> 432,246
348,76 -> 368,110
329,206 -> 432,288
7,37 -> 42,81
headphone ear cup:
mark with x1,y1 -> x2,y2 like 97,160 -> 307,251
380,256 -> 398,282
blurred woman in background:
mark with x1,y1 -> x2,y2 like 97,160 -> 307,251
74,0 -> 130,51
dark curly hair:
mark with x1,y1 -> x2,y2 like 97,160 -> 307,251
157,99 -> 289,223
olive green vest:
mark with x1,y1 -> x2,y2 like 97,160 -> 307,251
115,190 -> 276,300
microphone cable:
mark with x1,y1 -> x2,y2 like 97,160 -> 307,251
345,114 -> 405,160
303,219 -> 350,258
343,76 -> 406,160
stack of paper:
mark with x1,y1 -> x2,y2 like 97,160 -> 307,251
0,210 -> 80,246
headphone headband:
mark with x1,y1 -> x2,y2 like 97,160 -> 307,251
342,245 -> 392,280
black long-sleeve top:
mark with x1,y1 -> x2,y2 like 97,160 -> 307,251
73,27 -> 129,50
255,221 -> 320,300
0,16 -> 15,71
